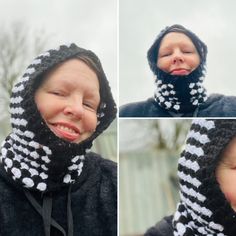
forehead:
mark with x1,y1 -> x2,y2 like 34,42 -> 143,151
41,59 -> 99,89
159,32 -> 195,49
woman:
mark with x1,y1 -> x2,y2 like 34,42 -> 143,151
120,24 -> 236,117
0,43 -> 117,236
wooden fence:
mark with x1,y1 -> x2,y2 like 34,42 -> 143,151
119,150 -> 180,235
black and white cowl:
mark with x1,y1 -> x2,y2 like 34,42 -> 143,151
147,24 -> 208,114
154,66 -> 208,114
0,43 -> 116,192
173,119 -> 236,236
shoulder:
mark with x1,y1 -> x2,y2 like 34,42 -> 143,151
144,215 -> 174,236
198,94 -> 236,117
119,98 -> 170,117
84,153 -> 117,229
0,164 -> 23,194
85,152 -> 117,174
84,152 -> 117,186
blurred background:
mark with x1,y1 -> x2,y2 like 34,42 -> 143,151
120,0 -> 236,106
0,0 -> 117,161
119,119 -> 192,235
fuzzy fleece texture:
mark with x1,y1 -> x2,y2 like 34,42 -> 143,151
0,152 -> 117,236
0,43 -> 117,235
119,94 -> 236,117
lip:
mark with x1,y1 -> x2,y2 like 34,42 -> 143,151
170,68 -> 190,75
48,122 -> 81,142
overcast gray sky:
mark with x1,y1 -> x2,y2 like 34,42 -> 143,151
120,0 -> 236,105
0,0 -> 117,100
1,0 -> 236,109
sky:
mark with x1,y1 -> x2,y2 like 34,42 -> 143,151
1,0 -> 236,144
120,0 -> 236,105
0,0 -> 117,100
1,0 -> 236,107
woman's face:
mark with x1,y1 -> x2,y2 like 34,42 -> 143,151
216,137 -> 236,211
157,32 -> 200,76
35,59 -> 100,144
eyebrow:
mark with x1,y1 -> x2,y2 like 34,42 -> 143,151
161,42 -> 195,49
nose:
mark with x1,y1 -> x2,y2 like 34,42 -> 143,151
63,98 -> 84,119
172,51 -> 184,64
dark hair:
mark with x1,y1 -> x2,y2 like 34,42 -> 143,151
33,49 -> 104,91
147,24 -> 208,75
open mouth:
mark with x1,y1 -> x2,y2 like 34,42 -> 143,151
49,122 -> 81,142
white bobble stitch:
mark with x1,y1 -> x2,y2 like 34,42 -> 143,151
189,83 -> 195,88
37,183 -> 47,191
40,173 -> 48,179
164,101 -> 172,108
21,163 -> 29,170
173,105 -> 180,110
159,96 -> 165,102
42,156 -> 50,163
11,168 -> 21,178
29,168 -> 39,176
5,158 -> 13,168
22,178 -> 34,188
63,174 -> 71,183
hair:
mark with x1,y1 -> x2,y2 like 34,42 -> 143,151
147,24 -> 208,75
74,52 -> 105,85
33,50 -> 105,93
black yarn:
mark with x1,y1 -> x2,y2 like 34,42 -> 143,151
173,119 -> 236,236
154,66 -> 207,113
147,25 -> 208,114
147,24 -> 207,76
1,43 -> 117,193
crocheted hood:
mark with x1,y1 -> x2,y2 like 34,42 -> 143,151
173,119 -> 236,236
147,24 -> 207,76
147,25 -> 208,113
0,43 -> 117,192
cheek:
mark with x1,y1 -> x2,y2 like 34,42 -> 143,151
83,112 -> 98,132
224,191 -> 236,203
35,96 -> 57,121
217,169 -> 236,204
35,102 -> 47,118
35,96 -> 46,118
189,56 -> 200,69
157,59 -> 169,71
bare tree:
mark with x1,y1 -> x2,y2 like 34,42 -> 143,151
150,119 -> 191,151
0,21 -> 50,140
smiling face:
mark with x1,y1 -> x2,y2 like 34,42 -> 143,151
216,137 -> 236,211
157,32 -> 200,76
35,59 -> 100,144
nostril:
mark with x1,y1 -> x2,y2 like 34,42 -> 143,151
63,105 -> 83,118
173,56 -> 183,64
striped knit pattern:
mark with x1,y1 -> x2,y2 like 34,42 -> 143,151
0,43 -> 116,192
173,119 -> 236,236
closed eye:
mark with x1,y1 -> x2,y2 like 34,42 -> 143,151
49,90 -> 66,96
159,52 -> 171,57
83,101 -> 98,112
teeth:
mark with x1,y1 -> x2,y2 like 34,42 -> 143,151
57,125 -> 77,134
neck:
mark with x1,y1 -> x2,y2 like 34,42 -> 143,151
154,66 -> 208,113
